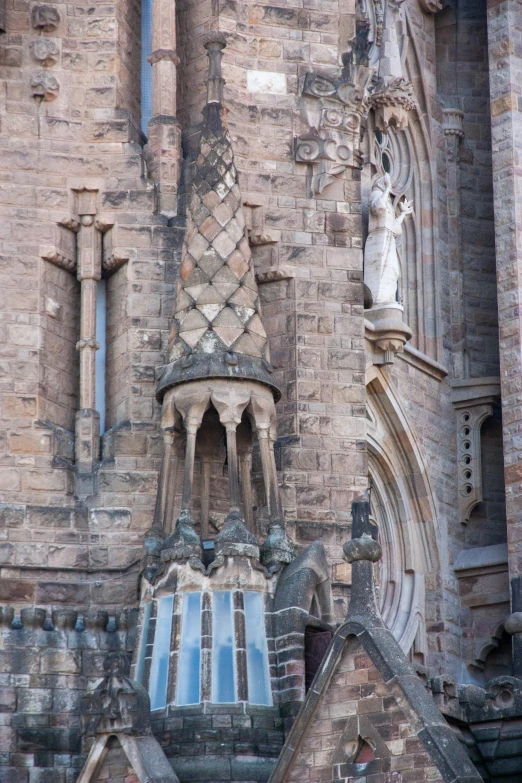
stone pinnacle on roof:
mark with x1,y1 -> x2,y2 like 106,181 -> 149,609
157,30 -> 278,401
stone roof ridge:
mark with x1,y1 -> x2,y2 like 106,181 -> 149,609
157,31 -> 279,402
266,500 -> 483,783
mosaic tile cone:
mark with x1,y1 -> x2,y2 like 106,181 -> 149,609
157,86 -> 278,400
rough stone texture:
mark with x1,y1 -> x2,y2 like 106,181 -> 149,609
0,0 -> 520,779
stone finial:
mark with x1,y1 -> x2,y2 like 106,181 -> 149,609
260,523 -> 295,568
343,501 -> 383,626
161,508 -> 202,562
343,532 -> 382,563
157,36 -> 278,402
81,652 -> 151,737
214,509 -> 260,559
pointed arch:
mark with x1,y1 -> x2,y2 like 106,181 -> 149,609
366,367 -> 441,657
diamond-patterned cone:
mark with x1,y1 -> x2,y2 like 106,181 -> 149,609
157,35 -> 279,402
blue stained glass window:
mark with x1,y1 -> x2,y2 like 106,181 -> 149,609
244,592 -> 272,705
177,592 -> 202,705
135,601 -> 152,684
140,0 -> 153,134
149,594 -> 174,710
212,591 -> 236,703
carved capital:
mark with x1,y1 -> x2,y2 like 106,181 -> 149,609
59,215 -> 81,233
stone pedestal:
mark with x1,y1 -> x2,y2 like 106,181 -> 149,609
365,303 -> 412,364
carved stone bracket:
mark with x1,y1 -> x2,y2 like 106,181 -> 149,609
451,378 -> 501,524
365,304 -> 412,365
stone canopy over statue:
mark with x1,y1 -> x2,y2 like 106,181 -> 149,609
364,173 -> 413,307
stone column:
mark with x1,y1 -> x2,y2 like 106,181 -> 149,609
487,0 -> 522,652
74,189 -> 102,497
225,424 -> 241,514
443,108 -> 467,378
146,0 -> 181,216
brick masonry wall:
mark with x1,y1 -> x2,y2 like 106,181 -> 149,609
281,637 -> 444,783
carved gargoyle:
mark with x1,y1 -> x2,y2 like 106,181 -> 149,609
81,652 -> 151,737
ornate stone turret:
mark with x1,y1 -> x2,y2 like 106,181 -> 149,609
157,31 -> 277,399
144,31 -> 293,580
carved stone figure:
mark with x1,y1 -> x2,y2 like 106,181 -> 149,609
364,173 -> 413,307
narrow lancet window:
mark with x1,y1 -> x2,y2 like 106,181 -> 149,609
244,592 -> 272,705
95,279 -> 106,435
177,592 -> 202,705
149,594 -> 174,710
212,591 -> 236,703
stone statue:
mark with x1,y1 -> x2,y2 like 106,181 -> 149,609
364,173 -> 413,307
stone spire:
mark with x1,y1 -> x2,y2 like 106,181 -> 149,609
146,32 -> 293,576
157,31 -> 278,402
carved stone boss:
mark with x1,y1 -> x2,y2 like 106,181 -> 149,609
40,189 -> 129,493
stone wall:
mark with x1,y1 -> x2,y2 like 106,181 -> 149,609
0,605 -> 137,783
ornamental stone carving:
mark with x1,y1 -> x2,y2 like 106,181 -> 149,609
31,4 -> 60,31
418,0 -> 444,11
30,38 -> 59,67
30,72 -> 59,101
81,652 -> 151,737
295,21 -> 375,194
